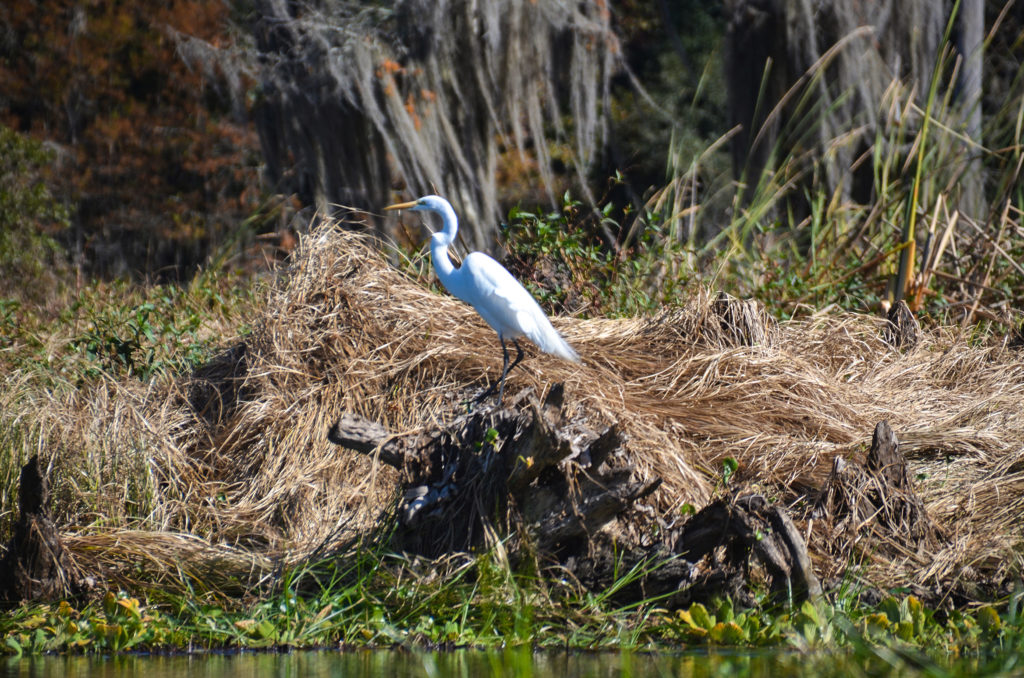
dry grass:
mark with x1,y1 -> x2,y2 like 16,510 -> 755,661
8,220 -> 1024,596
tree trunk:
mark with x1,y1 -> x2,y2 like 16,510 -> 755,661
241,0 -> 618,250
724,0 -> 960,223
957,0 -> 985,222
0,456 -> 81,603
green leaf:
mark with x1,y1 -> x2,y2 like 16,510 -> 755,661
716,599 -> 734,623
722,457 -> 738,484
689,603 -> 714,630
255,620 -> 276,640
5,635 -> 23,657
799,599 -> 820,625
881,597 -> 901,623
711,621 -> 747,644
977,606 -> 1001,635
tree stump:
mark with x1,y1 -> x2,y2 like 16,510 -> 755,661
813,421 -> 942,556
563,491 -> 822,609
884,300 -> 921,350
711,291 -> 776,347
329,385 -> 660,559
0,455 -> 81,604
672,493 -> 822,606
329,385 -> 822,609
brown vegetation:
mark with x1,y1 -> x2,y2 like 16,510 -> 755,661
4,221 -> 1018,602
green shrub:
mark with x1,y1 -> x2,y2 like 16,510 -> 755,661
0,125 -> 70,305
501,195 -> 696,318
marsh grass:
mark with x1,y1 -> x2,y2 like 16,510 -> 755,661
0,267 -> 259,543
3,218 -> 1024,604
638,16 -> 1024,325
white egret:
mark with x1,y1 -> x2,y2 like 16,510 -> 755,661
384,195 -> 580,404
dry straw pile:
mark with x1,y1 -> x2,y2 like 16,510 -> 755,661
32,221 -> 1024,595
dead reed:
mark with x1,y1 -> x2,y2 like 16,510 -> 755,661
8,221 -> 1024,596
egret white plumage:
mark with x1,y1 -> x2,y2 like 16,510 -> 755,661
384,195 -> 580,404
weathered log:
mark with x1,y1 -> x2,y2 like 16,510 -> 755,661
676,493 -> 821,605
505,386 -> 575,492
328,387 -> 830,608
564,540 -> 697,607
327,412 -> 409,468
0,456 -> 80,604
562,491 -> 820,609
328,384 -> 657,563
532,477 -> 661,554
585,424 -> 623,470
766,506 -> 821,600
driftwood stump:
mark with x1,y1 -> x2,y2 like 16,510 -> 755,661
813,421 -> 942,555
564,492 -> 822,609
673,494 -> 821,606
329,385 -> 821,608
0,456 -> 80,604
329,385 -> 659,559
710,291 -> 777,347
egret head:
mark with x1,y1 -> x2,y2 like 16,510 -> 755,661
383,195 -> 457,242
413,195 -> 450,213
383,195 -> 449,214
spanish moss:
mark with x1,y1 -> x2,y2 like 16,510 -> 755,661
241,0 -> 619,249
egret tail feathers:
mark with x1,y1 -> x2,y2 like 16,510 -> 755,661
530,323 -> 580,363
552,336 -> 581,363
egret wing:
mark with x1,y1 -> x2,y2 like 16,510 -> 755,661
461,253 -> 579,362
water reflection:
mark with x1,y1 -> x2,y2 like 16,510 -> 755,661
0,647 -> 981,678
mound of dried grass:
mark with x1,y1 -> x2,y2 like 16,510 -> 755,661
16,219 -> 1024,595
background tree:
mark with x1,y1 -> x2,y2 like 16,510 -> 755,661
0,126 -> 69,306
239,0 -> 620,250
0,0 -> 261,280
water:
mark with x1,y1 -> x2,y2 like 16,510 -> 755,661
0,647 -> 1004,678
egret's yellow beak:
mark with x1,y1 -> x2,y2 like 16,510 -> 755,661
383,200 -> 418,211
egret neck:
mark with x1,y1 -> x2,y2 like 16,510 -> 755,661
383,196 -> 461,289
426,200 -> 468,302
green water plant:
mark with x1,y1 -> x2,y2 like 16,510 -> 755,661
5,572 -> 1024,660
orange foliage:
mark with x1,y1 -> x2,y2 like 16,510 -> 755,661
404,94 -> 421,131
0,0 -> 261,278
379,59 -> 404,75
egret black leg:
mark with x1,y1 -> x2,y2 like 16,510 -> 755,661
495,339 -> 526,405
506,338 -> 525,376
472,382 -> 497,405
474,338 -> 509,404
475,337 -> 525,406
